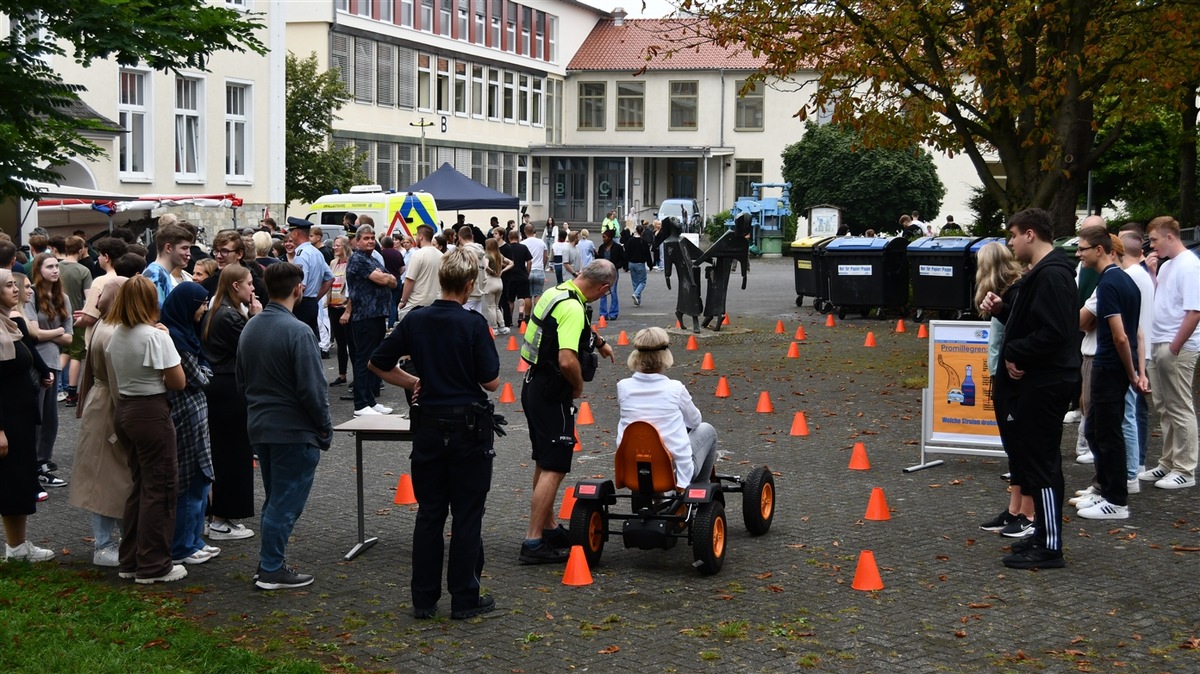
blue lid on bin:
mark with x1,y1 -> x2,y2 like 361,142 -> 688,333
907,236 -> 977,252
825,236 -> 908,251
970,236 -> 1006,253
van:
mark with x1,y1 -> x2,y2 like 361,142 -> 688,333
656,198 -> 702,234
305,186 -> 440,239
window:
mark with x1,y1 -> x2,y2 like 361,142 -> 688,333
420,0 -> 433,31
578,82 -> 605,130
397,144 -> 415,188
503,152 -> 515,195
335,0 -> 349,10
734,79 -> 764,130
354,38 -> 374,103
473,0 -> 485,43
616,81 -> 644,130
669,81 -> 698,129
521,7 -> 532,55
518,74 -> 530,123
532,76 -> 543,126
400,0 -> 414,26
436,57 -> 451,113
548,16 -> 557,62
225,83 -> 250,180
546,78 -> 561,143
356,0 -> 371,16
174,76 -> 202,178
118,70 -> 148,177
355,140 -> 374,180
816,104 -> 833,126
417,53 -> 432,110
457,0 -> 469,38
454,61 -> 467,114
734,160 -> 763,199
505,1 -> 516,52
531,156 -> 542,201
517,154 -> 528,201
439,0 -> 451,36
397,47 -> 416,109
534,12 -> 545,59
503,71 -> 515,121
226,0 -> 248,7
490,0 -> 501,47
331,33 -> 352,92
380,0 -> 393,22
487,150 -> 500,189
471,149 -> 484,183
376,142 -> 393,190
471,65 -> 484,117
487,67 -> 500,119
377,43 -> 395,106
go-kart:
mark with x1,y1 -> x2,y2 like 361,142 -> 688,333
567,421 -> 775,575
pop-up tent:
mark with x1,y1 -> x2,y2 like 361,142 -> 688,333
400,163 -> 518,211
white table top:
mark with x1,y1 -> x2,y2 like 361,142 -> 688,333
333,415 -> 413,434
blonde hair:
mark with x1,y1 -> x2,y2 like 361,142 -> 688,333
193,258 -> 218,281
438,247 -> 478,294
626,327 -> 674,373
252,231 -> 274,257
974,242 -> 1022,317
108,275 -> 160,327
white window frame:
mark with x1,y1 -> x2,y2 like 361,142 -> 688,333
454,61 -> 468,116
548,16 -> 557,62
400,0 -> 414,26
471,65 -> 485,118
377,43 -> 396,107
224,80 -> 252,183
117,68 -> 151,181
435,57 -> 451,114
503,71 -> 516,122
356,0 -> 371,17
335,0 -> 349,11
473,0 -> 485,44
457,0 -> 469,39
421,0 -> 433,32
531,76 -> 543,127
380,0 -> 393,22
439,0 -> 452,36
417,53 -> 433,112
487,67 -> 501,120
226,0 -> 249,9
518,73 -> 530,124
174,74 -> 204,182
505,1 -> 516,53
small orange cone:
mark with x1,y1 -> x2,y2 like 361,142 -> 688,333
675,319 -> 682,329
558,486 -> 577,520
715,376 -> 731,398
573,429 -> 582,452
917,323 -> 928,339
756,391 -> 774,413
864,332 -> 877,348
722,314 -> 730,326
393,474 -> 417,505
851,550 -> 884,591
686,335 -> 699,351
701,352 -> 715,370
789,411 -> 809,436
864,487 -> 891,521
617,330 -> 629,346
825,314 -> 836,327
895,319 -> 906,333
775,320 -> 785,334
849,441 -> 871,470
507,335 -> 519,351
499,382 -> 516,403
598,316 -> 607,328
562,545 -> 593,586
577,401 -> 595,425
517,358 -> 529,373
794,325 -> 807,341
519,321 -> 527,333
786,341 -> 800,359
489,325 -> 495,338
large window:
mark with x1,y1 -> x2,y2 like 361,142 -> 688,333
457,0 -> 469,38
518,74 -> 530,123
397,46 -> 416,109
578,82 -> 605,130
225,83 -> 250,180
473,0 -> 485,43
532,76 -> 543,126
174,76 -> 202,178
435,57 -> 451,113
505,1 -> 516,52
534,12 -> 545,59
118,70 -> 148,177
487,67 -> 500,119
669,81 -> 698,130
521,6 -> 532,55
439,0 -> 451,36
490,0 -> 501,47
503,71 -> 515,121
616,81 -> 644,130
354,38 -> 374,104
400,0 -> 414,26
377,43 -> 395,106
331,33 -> 351,92
548,16 -> 558,62
379,0 -> 393,22
420,0 -> 433,31
454,61 -> 467,114
734,159 -> 763,198
417,53 -> 432,111
734,79 -> 764,130
471,64 -> 484,117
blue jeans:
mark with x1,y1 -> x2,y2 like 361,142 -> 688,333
629,262 -> 647,302
1136,390 -> 1149,466
172,479 -> 210,560
599,270 -> 620,318
1122,385 -> 1139,481
92,514 -> 121,551
255,443 -> 320,574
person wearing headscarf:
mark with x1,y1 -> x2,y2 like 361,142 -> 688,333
160,282 -> 217,566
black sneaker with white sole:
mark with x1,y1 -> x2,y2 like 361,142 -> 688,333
38,469 -> 67,488
255,565 -> 314,590
1000,514 -> 1035,538
979,510 -> 1018,532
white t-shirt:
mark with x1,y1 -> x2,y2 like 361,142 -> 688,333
617,372 -> 704,489
1150,251 -> 1200,350
107,324 -> 181,397
552,241 -> 569,266
1081,288 -> 1098,357
522,236 -> 546,271
406,245 -> 444,308
1123,263 -> 1155,362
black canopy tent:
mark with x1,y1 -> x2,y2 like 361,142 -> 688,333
400,163 -> 519,211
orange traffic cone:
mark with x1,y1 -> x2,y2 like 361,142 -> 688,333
686,335 -> 699,351
489,325 -> 495,338
851,550 -> 884,591
562,545 -> 593,586
895,319 -> 906,334
789,411 -> 809,436
517,358 -> 529,373
675,319 -> 682,329
617,330 -> 629,346
825,314 -> 836,327
598,316 -> 607,328
917,323 -> 928,339
864,487 -> 891,521
715,376 -> 731,398
756,391 -> 774,413
519,321 -> 527,333
507,335 -> 519,351
794,325 -> 807,341
786,341 -> 800,359
701,352 -> 715,370
573,429 -> 582,452
864,332 -> 877,348
722,314 -> 730,326
499,382 -> 516,403
849,441 -> 871,470
558,486 -> 577,520
775,320 -> 785,334
393,474 -> 417,505
577,401 -> 595,425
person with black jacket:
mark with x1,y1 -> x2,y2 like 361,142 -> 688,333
982,208 -> 1081,570
596,229 -> 627,320
625,224 -> 652,306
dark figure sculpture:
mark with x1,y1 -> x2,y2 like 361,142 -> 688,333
661,217 -> 705,333
698,212 -> 752,331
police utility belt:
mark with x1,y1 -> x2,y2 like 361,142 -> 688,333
410,402 -> 507,443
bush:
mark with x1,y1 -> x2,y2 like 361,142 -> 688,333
705,209 -> 732,242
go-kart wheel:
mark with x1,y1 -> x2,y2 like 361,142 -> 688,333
691,500 -> 727,575
568,500 -> 606,567
742,466 -> 775,536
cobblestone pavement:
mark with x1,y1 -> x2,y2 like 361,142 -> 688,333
33,258 -> 1200,672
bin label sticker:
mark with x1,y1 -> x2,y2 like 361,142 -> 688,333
796,260 -> 812,270
919,265 -> 955,277
837,264 -> 872,276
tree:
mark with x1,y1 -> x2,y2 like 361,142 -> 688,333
285,52 -> 368,204
1089,109 -> 1189,224
0,0 -> 265,199
674,0 -> 1200,235
781,122 -> 944,234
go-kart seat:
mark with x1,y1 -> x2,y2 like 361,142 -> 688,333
615,421 -> 679,495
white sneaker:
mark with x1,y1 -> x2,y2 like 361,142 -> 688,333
372,403 -> 393,415
175,549 -> 213,565
1075,452 -> 1094,465
134,564 -> 188,584
1155,471 -> 1196,490
1073,493 -> 1103,510
1069,488 -> 1099,505
355,406 -> 382,417
1077,499 -> 1130,520
56,390 -> 68,402
208,521 -> 255,540
1139,465 -> 1168,481
5,541 -> 55,562
1127,478 -> 1140,495
1074,485 -> 1098,497
202,545 -> 221,557
1063,410 -> 1080,423
497,326 -> 510,335
93,546 -> 120,567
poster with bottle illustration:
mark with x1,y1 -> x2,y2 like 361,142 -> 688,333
928,321 -> 1001,445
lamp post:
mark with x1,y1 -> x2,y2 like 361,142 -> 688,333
409,118 -> 435,180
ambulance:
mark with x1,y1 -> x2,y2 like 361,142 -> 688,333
304,185 -> 440,239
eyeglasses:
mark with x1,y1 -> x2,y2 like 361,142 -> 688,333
213,247 -> 238,257
1076,245 -> 1097,252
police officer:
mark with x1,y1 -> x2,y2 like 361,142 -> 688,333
519,260 -> 617,564
369,248 -> 501,620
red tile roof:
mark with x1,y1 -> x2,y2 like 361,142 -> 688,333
568,18 -> 768,72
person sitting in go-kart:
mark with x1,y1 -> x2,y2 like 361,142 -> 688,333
616,327 -> 717,490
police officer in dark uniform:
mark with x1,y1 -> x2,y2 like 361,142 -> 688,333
369,248 -> 501,620
518,259 -> 617,564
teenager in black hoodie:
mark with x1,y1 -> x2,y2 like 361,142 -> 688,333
982,208 -> 1081,570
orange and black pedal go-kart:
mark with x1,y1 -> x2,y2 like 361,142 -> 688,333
567,421 -> 775,575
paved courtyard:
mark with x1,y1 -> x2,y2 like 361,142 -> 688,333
32,258 -> 1200,672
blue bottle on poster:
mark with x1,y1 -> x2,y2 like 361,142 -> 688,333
962,365 -> 976,406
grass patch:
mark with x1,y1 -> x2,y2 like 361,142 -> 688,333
0,563 -> 324,674
900,376 -> 927,389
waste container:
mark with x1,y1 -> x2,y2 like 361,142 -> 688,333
907,236 -> 981,321
788,236 -> 834,309
824,236 -> 909,319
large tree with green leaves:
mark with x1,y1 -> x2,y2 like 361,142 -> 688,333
285,52 -> 367,204
674,0 -> 1200,235
782,122 -> 944,234
0,0 -> 265,199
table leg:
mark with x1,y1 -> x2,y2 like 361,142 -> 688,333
345,433 -> 379,560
